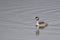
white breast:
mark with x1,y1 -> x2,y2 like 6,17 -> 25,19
36,21 -> 39,25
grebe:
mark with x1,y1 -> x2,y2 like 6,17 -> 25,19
35,17 -> 48,29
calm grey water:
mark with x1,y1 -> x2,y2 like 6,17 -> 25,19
0,0 -> 60,40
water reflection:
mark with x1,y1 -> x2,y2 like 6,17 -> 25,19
36,29 -> 40,36
36,27 -> 46,36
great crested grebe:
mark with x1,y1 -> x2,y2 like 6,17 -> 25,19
35,17 -> 48,29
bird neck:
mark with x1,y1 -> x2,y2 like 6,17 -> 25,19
36,20 -> 39,25
36,20 -> 40,30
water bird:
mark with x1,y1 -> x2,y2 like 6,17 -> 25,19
35,17 -> 48,29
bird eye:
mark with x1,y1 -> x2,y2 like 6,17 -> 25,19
35,17 -> 38,18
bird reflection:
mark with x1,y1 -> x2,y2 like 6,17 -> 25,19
36,29 -> 40,36
36,28 -> 44,36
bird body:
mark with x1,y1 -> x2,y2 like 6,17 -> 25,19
35,17 -> 48,29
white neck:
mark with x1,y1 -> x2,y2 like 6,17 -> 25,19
36,20 -> 39,25
36,20 -> 40,30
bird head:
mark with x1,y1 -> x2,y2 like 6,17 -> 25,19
35,17 -> 39,21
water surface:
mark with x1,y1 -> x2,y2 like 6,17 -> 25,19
0,0 -> 60,40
